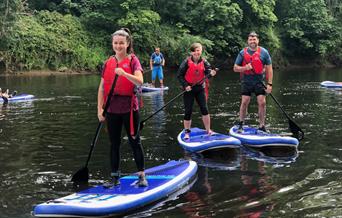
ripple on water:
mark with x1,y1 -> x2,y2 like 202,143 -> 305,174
271,168 -> 342,217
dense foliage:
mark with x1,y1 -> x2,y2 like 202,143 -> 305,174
0,0 -> 341,72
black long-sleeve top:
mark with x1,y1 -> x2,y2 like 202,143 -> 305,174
177,56 -> 212,88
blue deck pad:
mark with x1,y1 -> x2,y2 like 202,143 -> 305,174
79,160 -> 190,195
235,126 -> 279,137
80,176 -> 176,195
177,127 -> 241,153
229,125 -> 299,148
187,133 -> 233,143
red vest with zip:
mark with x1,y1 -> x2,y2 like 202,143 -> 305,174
102,56 -> 135,102
185,57 -> 205,84
242,47 -> 263,75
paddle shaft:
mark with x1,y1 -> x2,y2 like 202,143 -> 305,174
261,82 -> 304,139
261,83 -> 292,120
140,74 -> 211,129
84,74 -> 119,168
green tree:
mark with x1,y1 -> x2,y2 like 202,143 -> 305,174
0,0 -> 25,70
277,0 -> 339,62
5,11 -> 106,71
234,0 -> 279,53
183,0 -> 243,57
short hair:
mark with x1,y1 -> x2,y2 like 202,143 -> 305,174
190,43 -> 202,52
248,31 -> 259,38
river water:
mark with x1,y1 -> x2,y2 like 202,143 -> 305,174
0,67 -> 342,217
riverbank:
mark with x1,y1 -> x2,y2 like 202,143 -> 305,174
0,69 -> 96,77
0,60 -> 339,77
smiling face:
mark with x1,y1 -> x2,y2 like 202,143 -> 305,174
191,45 -> 203,61
247,35 -> 259,50
112,35 -> 129,56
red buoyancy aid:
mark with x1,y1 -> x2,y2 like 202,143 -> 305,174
185,57 -> 205,84
242,47 -> 264,75
103,55 -> 135,102
102,55 -> 137,136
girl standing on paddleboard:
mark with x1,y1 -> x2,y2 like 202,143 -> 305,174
97,28 -> 148,187
177,43 -> 216,140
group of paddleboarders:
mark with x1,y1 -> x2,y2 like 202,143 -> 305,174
0,88 -> 17,104
177,31 -> 273,139
97,28 -> 272,187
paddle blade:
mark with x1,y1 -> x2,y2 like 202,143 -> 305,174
71,167 -> 89,183
288,119 -> 304,141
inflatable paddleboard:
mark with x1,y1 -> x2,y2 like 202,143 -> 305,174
33,160 -> 197,217
229,125 -> 299,148
177,127 -> 241,153
140,84 -> 169,92
320,81 -> 342,89
0,94 -> 34,103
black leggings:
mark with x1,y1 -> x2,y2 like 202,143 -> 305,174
183,85 -> 209,120
106,111 -> 145,173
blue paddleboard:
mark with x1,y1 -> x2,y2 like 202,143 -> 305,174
33,160 -> 197,217
177,127 -> 241,153
229,125 -> 299,148
0,94 -> 34,102
320,81 -> 342,89
140,84 -> 169,92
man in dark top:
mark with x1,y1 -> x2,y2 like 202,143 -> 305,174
233,31 -> 273,132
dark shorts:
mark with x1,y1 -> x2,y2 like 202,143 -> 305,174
241,82 -> 266,96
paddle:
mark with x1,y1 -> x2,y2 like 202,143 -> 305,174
261,83 -> 304,140
139,71 -> 215,132
72,74 -> 119,183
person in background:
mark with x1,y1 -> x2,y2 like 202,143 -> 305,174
0,88 -> 17,104
97,28 -> 148,187
150,47 -> 165,87
233,31 -> 273,132
177,42 -> 216,140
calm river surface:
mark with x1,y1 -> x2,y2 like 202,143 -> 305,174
1,67 -> 342,218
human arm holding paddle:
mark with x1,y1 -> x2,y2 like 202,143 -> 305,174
177,42 -> 216,139
115,63 -> 143,85
178,56 -> 216,92
97,79 -> 106,122
97,57 -> 143,123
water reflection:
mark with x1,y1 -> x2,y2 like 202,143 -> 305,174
237,156 -> 277,217
142,91 -> 166,131
188,148 -> 240,171
180,167 -> 214,218
242,146 -> 299,166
